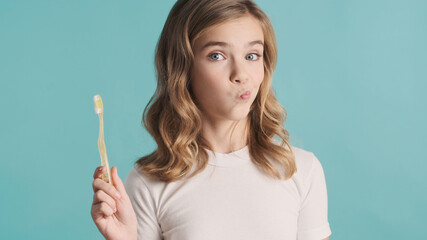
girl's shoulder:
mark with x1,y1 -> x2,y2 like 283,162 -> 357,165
125,164 -> 165,185
290,145 -> 318,171
287,144 -> 327,189
271,139 -> 326,181
124,165 -> 165,197
274,139 -> 321,169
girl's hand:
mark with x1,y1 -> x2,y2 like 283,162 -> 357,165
91,166 -> 137,240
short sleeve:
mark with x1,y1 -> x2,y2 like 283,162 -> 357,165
297,153 -> 332,240
124,167 -> 163,240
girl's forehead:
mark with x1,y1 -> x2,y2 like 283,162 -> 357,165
193,16 -> 264,49
204,15 -> 262,35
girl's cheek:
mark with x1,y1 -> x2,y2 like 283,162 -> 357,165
251,71 -> 264,85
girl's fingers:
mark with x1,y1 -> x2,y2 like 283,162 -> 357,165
92,201 -> 115,218
93,190 -> 117,212
92,178 -> 122,201
93,166 -> 105,179
110,166 -> 126,199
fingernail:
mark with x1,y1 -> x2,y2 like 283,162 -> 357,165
116,193 -> 122,199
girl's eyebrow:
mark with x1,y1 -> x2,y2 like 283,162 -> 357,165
201,40 -> 264,50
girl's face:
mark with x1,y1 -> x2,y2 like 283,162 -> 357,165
191,15 -> 264,122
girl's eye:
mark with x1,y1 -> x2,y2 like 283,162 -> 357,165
208,53 -> 225,61
246,53 -> 261,61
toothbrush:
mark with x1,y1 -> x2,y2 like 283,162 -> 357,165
93,94 -> 113,185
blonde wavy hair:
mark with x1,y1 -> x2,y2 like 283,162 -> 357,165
136,0 -> 296,183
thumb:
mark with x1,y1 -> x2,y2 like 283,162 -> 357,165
110,166 -> 127,197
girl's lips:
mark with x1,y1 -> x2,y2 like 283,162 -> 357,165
240,90 -> 251,100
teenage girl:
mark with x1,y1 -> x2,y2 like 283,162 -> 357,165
91,0 -> 331,239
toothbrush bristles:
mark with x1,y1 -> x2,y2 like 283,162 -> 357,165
93,94 -> 103,114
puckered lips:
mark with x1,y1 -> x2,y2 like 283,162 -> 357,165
239,90 -> 251,100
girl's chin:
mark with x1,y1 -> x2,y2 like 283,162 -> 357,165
225,110 -> 251,121
204,104 -> 252,122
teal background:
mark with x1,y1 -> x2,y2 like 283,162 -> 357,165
1,0 -> 426,239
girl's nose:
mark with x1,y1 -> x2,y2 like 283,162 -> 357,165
230,60 -> 248,84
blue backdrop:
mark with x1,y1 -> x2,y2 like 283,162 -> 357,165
1,0 -> 426,239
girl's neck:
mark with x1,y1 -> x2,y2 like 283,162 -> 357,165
201,116 -> 249,154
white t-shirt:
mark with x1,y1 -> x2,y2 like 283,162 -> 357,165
124,145 -> 331,240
